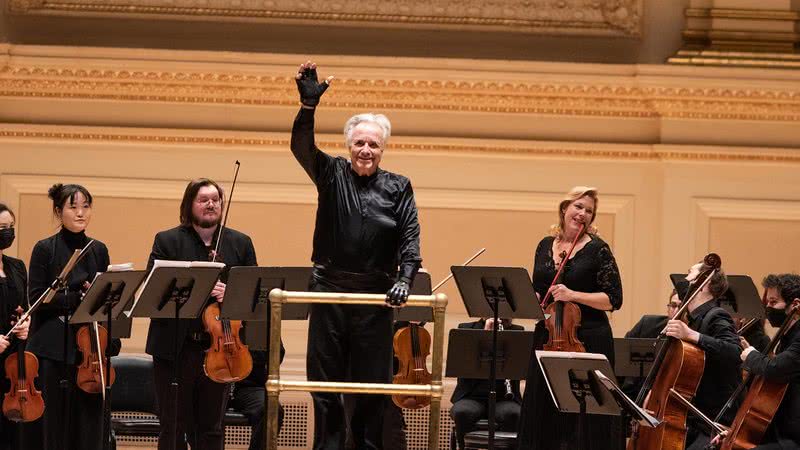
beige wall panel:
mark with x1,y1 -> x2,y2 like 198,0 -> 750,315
708,217 -> 800,287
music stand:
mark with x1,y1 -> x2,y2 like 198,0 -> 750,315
613,338 -> 665,379
450,266 -> 544,450
395,271 -> 433,322
670,273 -> 763,319
222,267 -> 312,352
536,351 -> 660,449
129,264 -> 222,450
445,328 -> 534,381
71,270 -> 147,450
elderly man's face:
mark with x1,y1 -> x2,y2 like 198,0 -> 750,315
349,122 -> 384,177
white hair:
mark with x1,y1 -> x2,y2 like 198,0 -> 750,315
343,113 -> 391,148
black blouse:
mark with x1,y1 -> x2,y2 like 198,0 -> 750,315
27,228 -> 112,362
532,235 -> 622,328
0,255 -> 28,357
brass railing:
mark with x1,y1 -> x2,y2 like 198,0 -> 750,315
265,289 -> 448,450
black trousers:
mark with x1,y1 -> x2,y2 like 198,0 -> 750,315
307,268 -> 394,450
229,385 -> 284,450
344,396 -> 407,450
450,398 -> 520,450
39,356 -> 106,450
753,440 -> 800,450
153,339 -> 230,450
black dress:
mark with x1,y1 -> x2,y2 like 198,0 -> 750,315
27,228 -> 116,450
516,234 -> 624,450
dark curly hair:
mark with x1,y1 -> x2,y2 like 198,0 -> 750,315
763,273 -> 800,304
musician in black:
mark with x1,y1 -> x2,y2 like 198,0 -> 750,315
662,259 -> 741,450
450,318 -> 522,450
145,178 -> 257,450
0,203 -> 34,450
620,288 -> 683,399
292,61 -> 423,450
734,273 -> 800,449
27,184 -> 118,450
516,186 -> 624,450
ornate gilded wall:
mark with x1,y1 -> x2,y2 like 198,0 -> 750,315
2,3 -> 800,442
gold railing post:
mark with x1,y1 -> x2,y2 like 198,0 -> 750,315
264,289 -> 447,450
266,296 -> 283,450
427,292 -> 448,450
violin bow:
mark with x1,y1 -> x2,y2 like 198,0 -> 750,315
431,248 -> 486,293
211,160 -> 241,263
540,223 -> 585,308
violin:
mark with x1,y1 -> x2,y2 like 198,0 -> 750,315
541,224 -> 586,353
627,253 -> 722,450
76,322 -> 116,394
201,161 -> 253,384
391,323 -> 432,409
3,306 -> 44,422
711,299 -> 800,450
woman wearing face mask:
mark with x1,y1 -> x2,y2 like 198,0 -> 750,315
515,186 -> 625,450
27,184 -> 118,450
0,203 -> 34,450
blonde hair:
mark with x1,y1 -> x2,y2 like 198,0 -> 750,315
551,186 -> 599,239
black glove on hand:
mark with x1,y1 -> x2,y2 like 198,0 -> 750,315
386,279 -> 410,307
295,65 -> 330,107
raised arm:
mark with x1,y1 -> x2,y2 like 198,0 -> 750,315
291,62 -> 335,184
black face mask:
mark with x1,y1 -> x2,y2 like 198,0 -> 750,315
766,306 -> 788,328
0,228 -> 14,250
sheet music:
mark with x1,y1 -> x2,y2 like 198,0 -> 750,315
124,259 -> 224,317
593,370 -> 661,428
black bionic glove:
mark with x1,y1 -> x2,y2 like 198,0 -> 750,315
386,279 -> 410,307
295,65 -> 330,107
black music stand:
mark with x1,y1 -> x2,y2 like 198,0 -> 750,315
450,266 -> 544,450
71,270 -> 147,450
395,271 -> 433,322
670,273 -> 763,319
221,267 -> 312,351
129,263 -> 222,450
613,338 -> 664,379
536,351 -> 660,449
445,328 -> 534,381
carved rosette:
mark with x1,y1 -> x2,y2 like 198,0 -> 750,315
8,0 -> 643,37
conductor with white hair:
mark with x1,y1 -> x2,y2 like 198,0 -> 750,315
291,61 -> 423,450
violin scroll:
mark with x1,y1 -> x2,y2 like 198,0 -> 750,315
704,253 -> 722,270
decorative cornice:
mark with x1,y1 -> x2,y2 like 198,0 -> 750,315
2,129 -> 799,164
9,0 -> 644,37
2,64 -> 800,122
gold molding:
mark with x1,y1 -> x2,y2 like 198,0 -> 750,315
9,0 -> 644,37
2,129 -> 800,164
2,65 -> 800,122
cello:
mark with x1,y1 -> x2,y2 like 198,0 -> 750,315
628,253 -> 722,450
710,299 -> 800,449
540,223 -> 586,352
3,306 -> 44,422
202,161 -> 253,383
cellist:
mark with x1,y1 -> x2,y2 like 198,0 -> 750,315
661,259 -> 742,449
713,273 -> 800,449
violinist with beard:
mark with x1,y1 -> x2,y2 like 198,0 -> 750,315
145,178 -> 257,450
